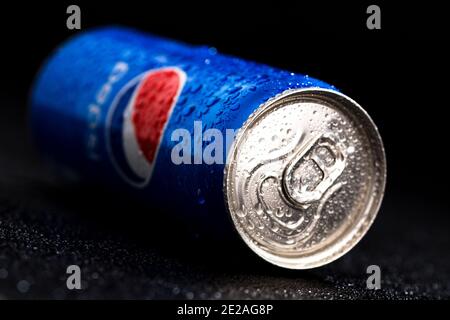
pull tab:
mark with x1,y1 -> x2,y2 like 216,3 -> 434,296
281,132 -> 347,208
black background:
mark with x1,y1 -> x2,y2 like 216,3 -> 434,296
0,1 -> 448,299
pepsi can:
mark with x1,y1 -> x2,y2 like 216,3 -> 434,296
30,27 -> 386,269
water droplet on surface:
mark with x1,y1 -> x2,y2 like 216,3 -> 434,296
208,47 -> 217,55
17,280 -> 30,293
197,189 -> 206,205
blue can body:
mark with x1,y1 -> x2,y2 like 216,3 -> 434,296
30,27 -> 334,233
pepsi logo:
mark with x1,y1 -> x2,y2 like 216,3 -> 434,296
106,67 -> 186,187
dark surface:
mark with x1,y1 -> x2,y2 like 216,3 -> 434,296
0,1 -> 449,299
0,97 -> 449,299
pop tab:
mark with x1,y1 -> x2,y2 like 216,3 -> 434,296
282,131 -> 347,208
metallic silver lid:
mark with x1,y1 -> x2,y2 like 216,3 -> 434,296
224,88 -> 386,269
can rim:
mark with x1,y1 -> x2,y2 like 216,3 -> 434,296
223,87 -> 387,269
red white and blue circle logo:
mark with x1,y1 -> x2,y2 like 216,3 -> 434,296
106,67 -> 186,187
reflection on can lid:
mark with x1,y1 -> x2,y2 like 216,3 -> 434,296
224,88 -> 386,269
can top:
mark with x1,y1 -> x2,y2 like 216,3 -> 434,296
224,88 -> 386,269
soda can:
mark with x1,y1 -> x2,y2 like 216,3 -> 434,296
30,27 -> 386,269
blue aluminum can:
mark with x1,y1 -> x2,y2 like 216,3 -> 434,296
30,27 -> 386,269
